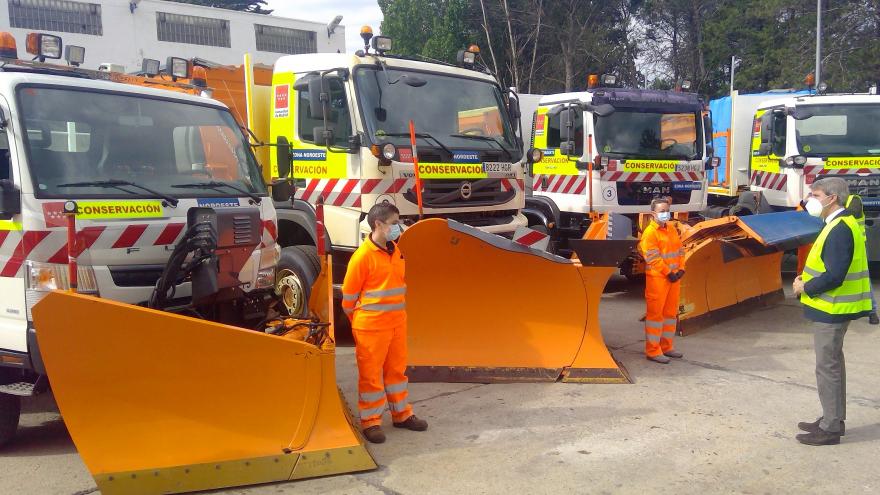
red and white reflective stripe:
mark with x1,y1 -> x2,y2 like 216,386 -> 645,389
295,178 -> 415,207
532,174 -> 587,194
0,223 -> 187,278
260,220 -> 277,248
500,178 -> 524,192
750,171 -> 788,191
512,226 -> 550,251
599,171 -> 703,182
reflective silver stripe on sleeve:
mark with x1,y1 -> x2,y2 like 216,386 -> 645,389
844,270 -> 871,281
668,263 -> 679,269
359,302 -> 407,312
802,266 -> 822,278
816,292 -> 874,304
662,252 -> 679,259
359,390 -> 386,403
359,403 -> 387,419
343,307 -> 354,315
342,292 -> 360,302
646,249 -> 660,255
646,334 -> 661,342
385,380 -> 408,394
364,286 -> 407,298
645,320 -> 663,328
388,398 -> 409,413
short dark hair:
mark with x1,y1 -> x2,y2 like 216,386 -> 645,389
367,202 -> 400,231
810,177 -> 849,207
650,197 -> 671,211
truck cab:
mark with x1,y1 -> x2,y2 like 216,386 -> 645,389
750,93 -> 880,259
267,41 -> 528,255
0,33 -> 278,444
526,79 -> 713,256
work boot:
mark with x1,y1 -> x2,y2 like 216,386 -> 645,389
798,418 -> 845,436
393,415 -> 428,431
796,427 -> 841,446
362,426 -> 386,444
664,350 -> 683,359
869,312 -> 879,325
647,355 -> 670,364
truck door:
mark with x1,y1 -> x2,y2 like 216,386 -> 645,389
531,106 -> 583,199
0,101 -> 26,354
750,107 -> 787,193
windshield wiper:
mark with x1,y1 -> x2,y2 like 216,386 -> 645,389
171,181 -> 261,204
449,134 -> 514,161
58,180 -> 179,207
376,132 -> 454,157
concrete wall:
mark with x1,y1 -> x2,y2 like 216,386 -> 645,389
0,0 -> 345,71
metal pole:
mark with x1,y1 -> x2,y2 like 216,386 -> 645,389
815,0 -> 822,88
730,56 -> 736,96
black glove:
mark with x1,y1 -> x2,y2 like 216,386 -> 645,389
666,272 -> 678,282
676,269 -> 685,280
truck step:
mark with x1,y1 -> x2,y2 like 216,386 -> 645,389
0,382 -> 35,396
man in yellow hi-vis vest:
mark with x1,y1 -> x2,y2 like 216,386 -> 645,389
793,178 -> 873,446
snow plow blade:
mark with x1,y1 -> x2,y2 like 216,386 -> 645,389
679,211 -> 823,335
31,277 -> 375,493
399,218 -> 634,384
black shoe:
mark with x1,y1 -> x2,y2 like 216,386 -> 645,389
869,312 -> 879,325
362,426 -> 386,444
798,418 -> 845,436
664,350 -> 683,359
393,415 -> 428,431
796,427 -> 841,445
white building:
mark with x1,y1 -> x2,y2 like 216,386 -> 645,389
0,0 -> 345,71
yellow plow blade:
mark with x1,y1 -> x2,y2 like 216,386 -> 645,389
32,286 -> 374,494
678,212 -> 823,335
399,218 -> 632,384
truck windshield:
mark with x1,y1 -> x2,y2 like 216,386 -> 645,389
18,86 -> 267,199
354,67 -> 520,160
594,110 -> 699,160
795,104 -> 880,156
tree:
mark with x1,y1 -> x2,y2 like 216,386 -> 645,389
166,0 -> 272,14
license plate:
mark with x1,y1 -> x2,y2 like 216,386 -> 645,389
482,162 -> 515,178
674,162 -> 702,173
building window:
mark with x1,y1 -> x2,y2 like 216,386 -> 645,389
156,12 -> 230,48
255,24 -> 317,55
8,0 -> 102,36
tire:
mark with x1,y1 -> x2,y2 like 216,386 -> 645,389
0,393 -> 21,448
276,245 -> 319,318
293,245 -> 321,278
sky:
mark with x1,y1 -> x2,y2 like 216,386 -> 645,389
264,0 -> 384,53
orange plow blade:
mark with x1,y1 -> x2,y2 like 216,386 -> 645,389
399,218 -> 633,383
32,259 -> 374,494
678,212 -> 823,335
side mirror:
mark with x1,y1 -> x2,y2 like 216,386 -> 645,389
0,180 -> 22,218
758,143 -> 772,155
559,107 -> 576,156
590,104 -> 615,117
0,107 -> 7,130
275,137 -> 292,178
706,144 -> 714,156
575,159 -> 590,171
507,96 -> 521,120
313,126 -> 335,147
791,107 -> 814,120
307,76 -> 326,120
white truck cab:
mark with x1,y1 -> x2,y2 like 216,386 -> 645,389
0,33 -> 279,445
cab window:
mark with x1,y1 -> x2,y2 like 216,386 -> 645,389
771,110 -> 787,156
297,78 -> 351,147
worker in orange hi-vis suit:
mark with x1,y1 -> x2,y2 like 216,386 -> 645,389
341,202 -> 428,444
639,197 -> 686,364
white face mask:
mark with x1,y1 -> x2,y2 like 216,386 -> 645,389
805,196 -> 832,217
657,211 -> 671,223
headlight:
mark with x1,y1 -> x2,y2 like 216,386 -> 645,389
26,261 -> 98,321
255,267 -> 275,290
382,143 -> 397,160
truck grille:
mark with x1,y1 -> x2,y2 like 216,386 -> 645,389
839,176 -> 880,208
109,265 -> 165,287
425,209 -> 517,228
403,179 -> 515,208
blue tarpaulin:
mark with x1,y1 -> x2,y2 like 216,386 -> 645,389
738,210 -> 824,250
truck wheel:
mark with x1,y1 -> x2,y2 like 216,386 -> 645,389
294,245 -> 321,277
276,246 -> 319,317
0,393 -> 21,448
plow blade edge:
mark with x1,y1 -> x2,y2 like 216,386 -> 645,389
32,291 -> 375,494
399,219 -> 631,384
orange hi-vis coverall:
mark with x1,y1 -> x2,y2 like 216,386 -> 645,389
341,238 -> 412,429
640,220 -> 685,358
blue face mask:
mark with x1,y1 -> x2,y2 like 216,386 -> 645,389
657,212 -> 671,223
387,223 -> 402,241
